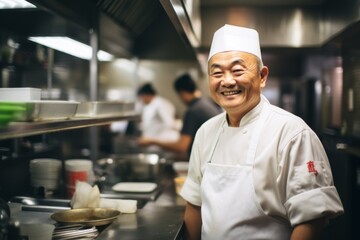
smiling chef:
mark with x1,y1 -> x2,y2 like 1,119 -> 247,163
179,24 -> 344,240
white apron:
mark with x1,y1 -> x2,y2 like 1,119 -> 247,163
201,103 -> 292,240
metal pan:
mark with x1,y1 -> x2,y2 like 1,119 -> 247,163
51,208 -> 120,226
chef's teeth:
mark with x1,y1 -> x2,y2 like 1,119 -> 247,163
223,91 -> 239,96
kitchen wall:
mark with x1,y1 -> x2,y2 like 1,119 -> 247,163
99,59 -> 207,118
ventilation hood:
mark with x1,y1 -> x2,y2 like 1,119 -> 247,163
3,0 -> 359,64
21,0 -> 201,62
200,0 -> 360,53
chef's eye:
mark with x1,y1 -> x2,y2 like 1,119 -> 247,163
232,68 -> 244,76
211,71 -> 223,77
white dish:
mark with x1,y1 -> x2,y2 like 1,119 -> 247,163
0,100 -> 79,121
112,182 -> 157,193
0,88 -> 41,101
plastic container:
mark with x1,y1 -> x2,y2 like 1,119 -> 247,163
29,158 -> 62,196
65,159 -> 94,197
0,88 -> 41,101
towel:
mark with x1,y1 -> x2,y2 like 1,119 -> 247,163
71,181 -> 100,209
99,198 -> 137,214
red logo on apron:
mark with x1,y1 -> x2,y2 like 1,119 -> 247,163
307,161 -> 318,176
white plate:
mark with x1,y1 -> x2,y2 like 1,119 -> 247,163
112,182 -> 157,193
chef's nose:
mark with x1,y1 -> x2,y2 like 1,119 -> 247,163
222,72 -> 236,86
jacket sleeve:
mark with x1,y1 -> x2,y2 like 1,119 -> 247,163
280,129 -> 344,226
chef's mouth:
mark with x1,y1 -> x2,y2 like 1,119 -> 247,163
221,90 -> 242,96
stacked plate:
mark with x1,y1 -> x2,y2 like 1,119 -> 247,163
29,159 -> 62,194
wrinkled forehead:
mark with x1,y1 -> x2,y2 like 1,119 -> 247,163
208,51 -> 259,70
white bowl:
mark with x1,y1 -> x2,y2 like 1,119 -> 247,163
0,88 -> 41,101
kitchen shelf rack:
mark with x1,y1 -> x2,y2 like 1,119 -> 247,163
0,114 -> 140,140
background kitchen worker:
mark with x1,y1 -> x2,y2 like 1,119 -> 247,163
138,74 -> 222,159
137,83 -> 179,142
180,24 -> 344,240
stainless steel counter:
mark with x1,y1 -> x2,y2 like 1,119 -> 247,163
9,173 -> 186,240
97,203 -> 184,240
97,173 -> 186,239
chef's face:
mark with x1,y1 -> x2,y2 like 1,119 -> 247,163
139,94 -> 153,105
208,51 -> 268,116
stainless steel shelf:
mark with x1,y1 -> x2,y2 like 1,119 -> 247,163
0,114 -> 140,140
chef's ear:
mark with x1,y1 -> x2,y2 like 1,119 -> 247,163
259,66 -> 268,88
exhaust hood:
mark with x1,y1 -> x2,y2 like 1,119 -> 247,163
22,0 -> 201,62
6,0 -> 358,64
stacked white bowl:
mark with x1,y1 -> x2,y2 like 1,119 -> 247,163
29,158 -> 62,195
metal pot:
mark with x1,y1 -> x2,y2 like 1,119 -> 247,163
95,153 -> 162,184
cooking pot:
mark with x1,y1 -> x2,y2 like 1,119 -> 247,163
95,153 -> 163,184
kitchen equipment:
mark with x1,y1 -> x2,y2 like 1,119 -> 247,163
0,198 -> 10,228
112,182 -> 157,193
0,100 -> 79,122
0,88 -> 41,101
29,158 -> 62,196
75,101 -> 135,118
51,208 -> 120,226
95,153 -> 162,183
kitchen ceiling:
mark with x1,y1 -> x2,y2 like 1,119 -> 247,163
1,0 -> 355,63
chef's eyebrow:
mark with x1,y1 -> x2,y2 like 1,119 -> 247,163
209,59 -> 246,70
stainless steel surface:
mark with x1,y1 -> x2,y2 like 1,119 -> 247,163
97,204 -> 184,240
201,0 -> 359,49
0,114 -> 140,140
51,208 -> 120,227
202,8 -> 321,48
96,153 -> 162,183
8,174 -> 185,240
97,175 -> 185,240
75,101 -> 136,118
160,0 -> 200,48
27,0 -> 200,61
9,196 -> 71,213
22,205 -> 70,212
10,194 -> 149,212
15,101 -> 79,122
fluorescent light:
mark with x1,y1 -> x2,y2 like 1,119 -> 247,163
97,50 -> 114,61
28,36 -> 114,61
0,0 -> 36,9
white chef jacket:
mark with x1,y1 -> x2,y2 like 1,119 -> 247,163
141,96 -> 179,141
180,95 -> 344,227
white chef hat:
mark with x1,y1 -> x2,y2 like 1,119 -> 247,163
208,24 -> 262,62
